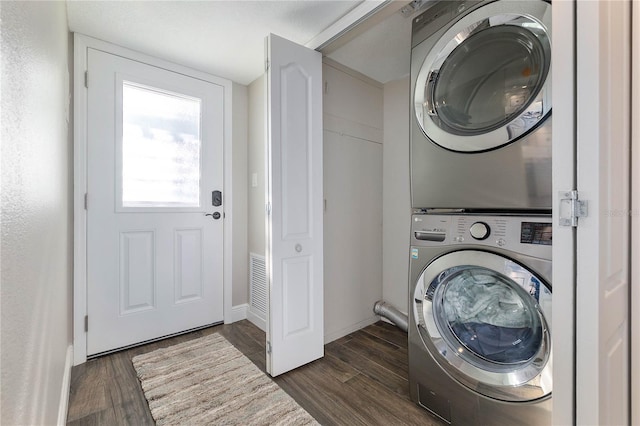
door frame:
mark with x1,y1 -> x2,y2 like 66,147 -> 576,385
632,3 -> 639,423
553,1 -> 634,424
550,1 -> 576,424
72,34 -> 233,365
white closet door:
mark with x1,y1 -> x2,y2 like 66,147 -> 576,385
575,1 -> 631,425
265,33 -> 324,376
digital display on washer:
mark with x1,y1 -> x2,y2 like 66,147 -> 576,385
520,222 -> 552,245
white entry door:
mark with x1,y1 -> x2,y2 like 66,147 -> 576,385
265,34 -> 324,376
86,48 -> 224,356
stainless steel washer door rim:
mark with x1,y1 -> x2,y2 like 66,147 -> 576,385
413,250 -> 552,402
414,0 -> 552,152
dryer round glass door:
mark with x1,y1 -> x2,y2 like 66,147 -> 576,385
414,0 -> 551,152
413,250 -> 552,402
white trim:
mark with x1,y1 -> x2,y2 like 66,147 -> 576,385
57,345 -> 73,426
632,2 -> 640,424
324,316 -> 379,344
322,57 -> 383,89
551,1 -> 576,424
72,33 -> 233,364
73,34 -> 88,366
305,0 -> 392,50
223,73 -> 234,325
247,307 -> 266,332
323,115 -> 383,145
230,303 -> 249,323
378,317 -> 401,327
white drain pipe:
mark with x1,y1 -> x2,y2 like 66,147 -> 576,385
373,300 -> 408,333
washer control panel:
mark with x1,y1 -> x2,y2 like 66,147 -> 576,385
412,214 -> 552,258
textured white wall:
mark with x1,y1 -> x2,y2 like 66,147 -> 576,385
232,83 -> 249,306
1,1 -> 73,424
382,77 -> 411,314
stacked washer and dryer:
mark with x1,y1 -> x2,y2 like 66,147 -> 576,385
408,1 -> 553,424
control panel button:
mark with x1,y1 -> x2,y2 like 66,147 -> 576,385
497,238 -> 506,247
469,222 -> 490,240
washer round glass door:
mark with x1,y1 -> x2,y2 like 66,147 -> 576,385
413,250 -> 552,401
414,1 -> 551,152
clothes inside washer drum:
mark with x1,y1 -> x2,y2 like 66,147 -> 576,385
437,267 -> 544,363
443,269 -> 533,328
450,322 -> 540,363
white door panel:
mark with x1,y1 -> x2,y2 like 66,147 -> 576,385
86,49 -> 224,355
266,33 -> 323,376
575,1 -> 630,424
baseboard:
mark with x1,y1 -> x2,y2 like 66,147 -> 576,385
239,312 -> 384,341
57,345 -> 73,426
247,309 -> 266,332
229,303 -> 249,323
324,315 -> 380,344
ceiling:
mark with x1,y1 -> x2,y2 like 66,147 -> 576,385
66,0 -> 419,86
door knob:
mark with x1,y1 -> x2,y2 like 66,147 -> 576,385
205,212 -> 221,220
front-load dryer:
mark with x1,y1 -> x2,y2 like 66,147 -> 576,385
409,213 -> 552,425
410,1 -> 552,210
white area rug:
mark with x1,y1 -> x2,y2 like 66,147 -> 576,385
132,333 -> 318,425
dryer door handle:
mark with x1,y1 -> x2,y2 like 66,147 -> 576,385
425,70 -> 439,117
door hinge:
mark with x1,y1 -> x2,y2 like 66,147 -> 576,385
559,190 -> 588,227
265,60 -> 270,72
84,315 -> 88,332
266,341 -> 272,354
84,193 -> 88,210
84,70 -> 88,88
266,202 -> 272,215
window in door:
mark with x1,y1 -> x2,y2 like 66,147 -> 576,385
120,81 -> 203,209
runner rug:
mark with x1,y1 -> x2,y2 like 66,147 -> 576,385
132,333 -> 318,425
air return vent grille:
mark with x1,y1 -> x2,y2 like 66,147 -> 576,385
249,253 -> 267,318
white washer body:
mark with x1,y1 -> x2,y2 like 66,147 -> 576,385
409,213 -> 552,425
410,0 -> 552,210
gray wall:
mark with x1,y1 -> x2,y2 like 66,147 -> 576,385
1,1 -> 73,424
382,76 -> 411,314
232,83 -> 249,306
247,75 -> 266,258
323,61 -> 383,342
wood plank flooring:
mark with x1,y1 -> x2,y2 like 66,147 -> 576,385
67,320 -> 445,425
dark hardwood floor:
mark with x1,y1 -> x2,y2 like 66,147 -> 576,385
67,320 -> 444,425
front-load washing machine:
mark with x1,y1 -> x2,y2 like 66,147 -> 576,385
410,0 -> 552,210
409,213 -> 552,425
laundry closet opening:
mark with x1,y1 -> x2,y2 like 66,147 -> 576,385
246,1 -> 414,344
